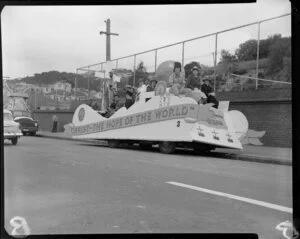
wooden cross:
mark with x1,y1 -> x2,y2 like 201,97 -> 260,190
197,126 -> 205,137
226,132 -> 233,143
212,130 -> 219,140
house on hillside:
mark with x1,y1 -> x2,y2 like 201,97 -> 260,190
40,84 -> 54,94
89,90 -> 97,98
53,81 -> 72,93
92,92 -> 103,99
75,91 -> 87,101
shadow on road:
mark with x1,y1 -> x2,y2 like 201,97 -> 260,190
76,142 -> 234,160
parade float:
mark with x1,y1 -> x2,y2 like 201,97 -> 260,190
64,78 -> 249,154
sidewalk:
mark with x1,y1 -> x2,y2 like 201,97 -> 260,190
36,131 -> 292,166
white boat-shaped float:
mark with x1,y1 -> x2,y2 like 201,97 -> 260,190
65,83 -> 248,154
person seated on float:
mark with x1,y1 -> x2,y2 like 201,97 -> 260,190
201,76 -> 219,108
144,77 -> 150,91
136,78 -> 147,101
87,99 -> 93,107
125,85 -> 135,109
185,66 -> 207,104
168,62 -> 186,96
107,95 -> 120,117
147,77 -> 158,92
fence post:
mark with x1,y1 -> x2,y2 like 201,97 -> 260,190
182,42 -> 185,67
214,33 -> 218,93
34,89 -> 37,110
133,55 -> 136,87
75,68 -> 78,100
87,67 -> 90,100
256,22 -> 261,90
154,49 -> 157,72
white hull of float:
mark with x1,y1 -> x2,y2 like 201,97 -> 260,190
65,91 -> 248,152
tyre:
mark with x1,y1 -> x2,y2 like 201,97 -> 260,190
11,137 -> 18,145
108,140 -> 120,148
30,132 -> 36,136
159,141 -> 176,154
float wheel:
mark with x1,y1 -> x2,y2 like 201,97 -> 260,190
11,137 -> 18,145
108,140 -> 120,148
159,141 -> 175,154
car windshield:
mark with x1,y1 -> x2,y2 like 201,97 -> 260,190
4,113 -> 13,121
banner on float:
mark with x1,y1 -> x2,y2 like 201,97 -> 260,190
70,104 -> 228,136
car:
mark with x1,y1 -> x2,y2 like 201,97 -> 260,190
14,116 -> 39,136
4,109 -> 22,145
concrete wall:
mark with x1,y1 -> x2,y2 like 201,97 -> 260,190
229,100 -> 291,147
32,99 -> 292,147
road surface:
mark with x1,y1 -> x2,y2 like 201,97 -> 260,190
4,136 -> 293,238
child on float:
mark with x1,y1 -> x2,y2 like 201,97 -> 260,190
168,62 -> 186,96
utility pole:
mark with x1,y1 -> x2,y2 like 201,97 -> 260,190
100,19 -> 119,61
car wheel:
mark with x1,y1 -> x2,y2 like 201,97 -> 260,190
30,132 -> 36,136
11,137 -> 18,145
159,141 -> 175,154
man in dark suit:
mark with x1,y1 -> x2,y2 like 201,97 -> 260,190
125,85 -> 135,109
201,77 -> 219,109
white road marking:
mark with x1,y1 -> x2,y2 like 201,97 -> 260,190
167,181 -> 292,214
136,205 -> 146,209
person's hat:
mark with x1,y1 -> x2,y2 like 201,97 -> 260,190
191,66 -> 200,72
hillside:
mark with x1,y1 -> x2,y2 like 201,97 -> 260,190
12,71 -> 107,92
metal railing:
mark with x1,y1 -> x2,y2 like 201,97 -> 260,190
216,73 -> 292,93
76,13 -> 291,92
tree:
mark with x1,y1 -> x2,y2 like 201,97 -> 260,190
184,61 -> 201,78
219,50 -> 237,63
235,39 -> 258,61
132,61 -> 149,87
267,38 -> 288,74
136,61 -> 147,73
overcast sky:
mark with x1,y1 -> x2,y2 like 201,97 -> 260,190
1,0 -> 291,79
